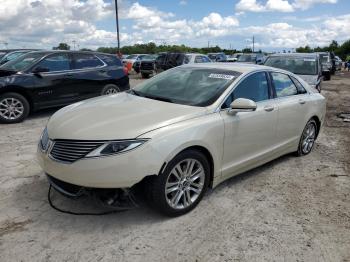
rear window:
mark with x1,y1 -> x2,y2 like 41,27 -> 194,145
73,53 -> 104,69
97,54 -> 122,66
265,56 -> 317,75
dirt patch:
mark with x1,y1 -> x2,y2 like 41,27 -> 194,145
0,219 -> 32,237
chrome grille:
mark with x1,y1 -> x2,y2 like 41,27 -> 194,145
49,140 -> 106,163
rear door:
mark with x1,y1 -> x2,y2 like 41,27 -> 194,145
220,71 -> 278,179
71,53 -> 107,99
269,71 -> 309,148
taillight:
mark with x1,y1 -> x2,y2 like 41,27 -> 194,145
123,66 -> 128,75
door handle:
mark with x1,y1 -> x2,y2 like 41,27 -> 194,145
299,99 -> 306,105
264,105 -> 274,112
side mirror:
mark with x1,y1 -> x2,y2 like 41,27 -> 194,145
229,98 -> 257,114
32,67 -> 49,76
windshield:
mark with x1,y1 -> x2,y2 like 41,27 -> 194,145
131,67 -> 240,106
0,52 -> 43,71
237,54 -> 256,62
264,56 -> 317,75
140,55 -> 155,60
126,55 -> 138,59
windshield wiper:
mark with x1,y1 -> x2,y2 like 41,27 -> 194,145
128,89 -> 144,97
143,94 -> 175,103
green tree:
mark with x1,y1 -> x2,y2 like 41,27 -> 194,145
53,43 -> 70,50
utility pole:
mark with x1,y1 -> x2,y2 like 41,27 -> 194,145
208,41 -> 210,48
115,0 -> 120,52
72,40 -> 76,50
252,36 -> 255,53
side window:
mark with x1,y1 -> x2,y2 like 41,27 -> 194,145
271,72 -> 298,97
195,56 -> 203,63
222,72 -> 269,108
202,56 -> 211,63
98,54 -> 121,66
33,54 -> 71,72
290,76 -> 307,94
73,53 -> 104,69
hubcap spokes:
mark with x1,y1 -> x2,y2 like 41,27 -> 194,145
0,98 -> 24,120
165,159 -> 205,209
302,123 -> 316,154
106,88 -> 118,95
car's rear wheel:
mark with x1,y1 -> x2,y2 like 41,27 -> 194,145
296,119 -> 317,156
149,149 -> 210,216
101,84 -> 120,95
0,92 -> 30,124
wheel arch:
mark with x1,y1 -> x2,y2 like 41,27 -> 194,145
310,115 -> 321,139
0,86 -> 34,111
159,144 -> 216,189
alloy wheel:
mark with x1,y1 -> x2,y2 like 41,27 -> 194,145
301,122 -> 316,154
165,158 -> 205,210
105,88 -> 119,95
0,98 -> 24,120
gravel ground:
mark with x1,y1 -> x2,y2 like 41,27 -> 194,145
0,72 -> 349,262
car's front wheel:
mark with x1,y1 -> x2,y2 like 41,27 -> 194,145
296,119 -> 318,156
101,84 -> 120,95
0,92 -> 30,124
149,149 -> 210,216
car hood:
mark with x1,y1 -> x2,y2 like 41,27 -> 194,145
297,74 -> 318,85
47,92 -> 207,140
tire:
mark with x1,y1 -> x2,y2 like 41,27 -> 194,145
141,73 -> 149,79
101,84 -> 120,95
0,92 -> 30,124
296,119 -> 318,156
148,149 -> 210,217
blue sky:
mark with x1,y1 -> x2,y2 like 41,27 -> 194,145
1,0 -> 349,51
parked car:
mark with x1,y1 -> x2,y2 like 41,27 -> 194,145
264,53 -> 323,92
0,49 -> 37,65
316,52 -> 332,80
0,51 -> 129,123
207,52 -> 227,62
237,53 -> 265,64
122,54 -> 147,71
226,53 -> 243,62
133,54 -> 157,75
335,56 -> 342,71
155,53 -> 211,74
38,63 -> 326,216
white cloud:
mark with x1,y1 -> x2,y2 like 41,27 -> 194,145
236,0 -> 337,12
179,0 -> 187,6
292,0 -> 337,10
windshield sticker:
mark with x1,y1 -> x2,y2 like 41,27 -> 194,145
304,59 -> 316,62
208,73 -> 235,80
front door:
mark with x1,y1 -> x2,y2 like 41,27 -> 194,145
220,71 -> 278,179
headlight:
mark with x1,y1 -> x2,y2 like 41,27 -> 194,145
40,127 -> 49,151
85,139 -> 148,158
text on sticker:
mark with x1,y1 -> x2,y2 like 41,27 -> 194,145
208,73 -> 235,80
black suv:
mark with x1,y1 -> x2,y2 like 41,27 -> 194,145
0,51 -> 129,123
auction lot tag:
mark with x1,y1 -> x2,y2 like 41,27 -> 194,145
303,58 -> 316,62
208,73 -> 235,80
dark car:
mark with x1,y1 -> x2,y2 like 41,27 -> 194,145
0,51 -> 129,123
155,53 -> 186,73
133,54 -> 156,74
237,53 -> 265,64
139,54 -> 158,78
0,49 -> 37,65
207,52 -> 227,62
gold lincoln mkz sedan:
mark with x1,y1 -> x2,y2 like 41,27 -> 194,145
38,63 -> 326,216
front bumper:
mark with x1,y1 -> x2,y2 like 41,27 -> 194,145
37,142 -> 163,188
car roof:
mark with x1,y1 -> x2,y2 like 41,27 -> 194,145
180,62 -> 282,74
268,53 -> 318,58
